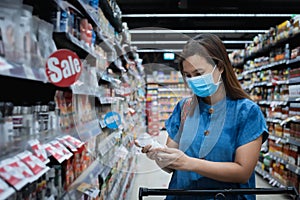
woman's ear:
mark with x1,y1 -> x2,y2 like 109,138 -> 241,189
216,64 -> 224,74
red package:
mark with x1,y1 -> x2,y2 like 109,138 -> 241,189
63,135 -> 84,148
10,157 -> 35,183
28,139 -> 50,164
50,140 -> 73,160
57,137 -> 78,152
17,151 -> 50,179
43,143 -> 65,163
0,178 -> 15,199
0,158 -> 27,190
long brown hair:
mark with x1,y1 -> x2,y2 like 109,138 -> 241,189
178,33 -> 251,100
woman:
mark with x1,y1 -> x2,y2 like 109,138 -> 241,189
137,33 -> 268,200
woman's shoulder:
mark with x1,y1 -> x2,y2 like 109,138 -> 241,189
178,96 -> 193,106
228,98 -> 259,110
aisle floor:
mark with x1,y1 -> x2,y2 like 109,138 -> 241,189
128,131 -> 290,200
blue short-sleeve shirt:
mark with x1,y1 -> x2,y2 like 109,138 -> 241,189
165,97 -> 269,200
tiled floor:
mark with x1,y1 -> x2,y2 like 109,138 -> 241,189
128,131 -> 291,200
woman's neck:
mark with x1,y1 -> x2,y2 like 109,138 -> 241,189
201,83 -> 226,105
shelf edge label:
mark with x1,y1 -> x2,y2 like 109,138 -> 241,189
104,112 -> 121,129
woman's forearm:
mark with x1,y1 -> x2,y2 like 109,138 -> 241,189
186,157 -> 250,183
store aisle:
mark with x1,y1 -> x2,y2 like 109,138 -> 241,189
129,131 -> 289,200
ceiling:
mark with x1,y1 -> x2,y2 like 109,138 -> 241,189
116,0 -> 300,57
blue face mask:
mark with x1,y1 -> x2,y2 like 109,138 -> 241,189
186,65 -> 221,97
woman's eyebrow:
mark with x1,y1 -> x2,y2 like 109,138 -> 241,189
191,69 -> 204,74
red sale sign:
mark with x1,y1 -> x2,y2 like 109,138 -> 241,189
45,49 -> 82,87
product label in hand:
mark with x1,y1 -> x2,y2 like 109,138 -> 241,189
136,133 -> 164,149
45,49 -> 82,87
28,139 -> 50,164
50,140 -> 73,160
0,158 -> 28,190
16,151 -> 49,179
104,112 -> 121,129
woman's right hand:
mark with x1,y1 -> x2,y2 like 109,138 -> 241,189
134,140 -> 156,160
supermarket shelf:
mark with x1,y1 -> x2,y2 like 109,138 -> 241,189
158,96 -> 181,99
255,164 -> 287,188
241,56 -> 300,79
0,57 -> 48,83
97,96 -> 119,104
67,159 -> 101,192
53,32 -> 101,60
285,163 -> 300,176
286,56 -> 300,65
98,131 -> 121,156
158,88 -> 187,92
0,128 -> 76,161
285,136 -> 300,147
160,110 -> 174,113
268,134 -> 300,147
244,32 -> 300,62
266,118 -> 283,124
67,0 -> 101,28
75,119 -> 102,142
118,161 -> 135,200
257,100 -> 288,106
147,81 -> 184,85
98,0 -> 122,33
289,76 -> 300,84
267,152 -> 300,176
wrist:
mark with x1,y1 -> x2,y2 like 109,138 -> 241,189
185,156 -> 197,171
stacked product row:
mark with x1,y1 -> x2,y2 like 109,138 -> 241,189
0,0 -> 146,200
146,70 -> 191,132
230,14 -> 300,194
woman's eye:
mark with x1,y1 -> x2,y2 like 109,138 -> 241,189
194,72 -> 202,77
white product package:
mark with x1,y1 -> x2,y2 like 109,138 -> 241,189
135,132 -> 164,149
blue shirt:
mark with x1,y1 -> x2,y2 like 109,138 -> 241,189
165,97 -> 269,200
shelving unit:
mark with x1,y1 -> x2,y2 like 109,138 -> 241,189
231,15 -> 300,194
0,0 -> 145,199
145,70 -> 191,131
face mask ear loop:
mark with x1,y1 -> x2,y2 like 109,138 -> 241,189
212,65 -> 221,84
217,73 -> 222,83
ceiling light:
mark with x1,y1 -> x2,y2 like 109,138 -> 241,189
136,49 -> 239,53
131,41 -> 186,44
122,14 -> 292,18
136,49 -> 182,53
131,40 -> 252,44
129,29 -> 267,34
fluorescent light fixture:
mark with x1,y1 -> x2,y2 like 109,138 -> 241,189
131,40 -> 252,44
136,49 -> 182,53
136,49 -> 239,53
163,52 -> 175,60
226,49 -> 241,52
223,40 -> 252,44
122,14 -> 292,18
129,29 -> 267,34
131,41 -> 186,44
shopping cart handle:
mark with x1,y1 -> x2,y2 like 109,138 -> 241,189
138,187 -> 299,200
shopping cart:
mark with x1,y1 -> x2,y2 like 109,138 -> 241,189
138,187 -> 299,200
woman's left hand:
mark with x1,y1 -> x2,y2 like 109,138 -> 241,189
153,147 -> 190,171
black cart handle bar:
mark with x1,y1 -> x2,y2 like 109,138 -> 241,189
138,187 -> 299,200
